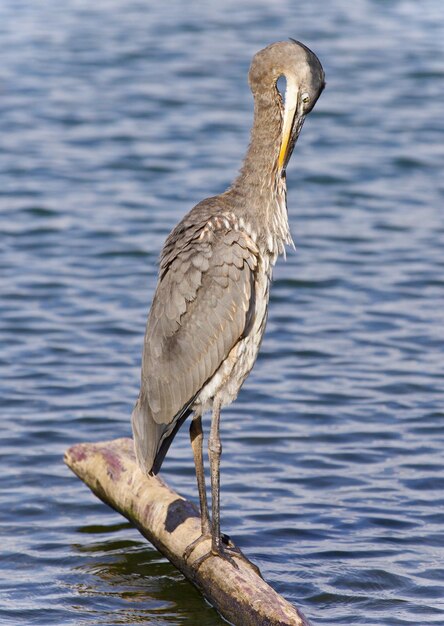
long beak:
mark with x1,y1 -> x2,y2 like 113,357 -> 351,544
278,79 -> 306,171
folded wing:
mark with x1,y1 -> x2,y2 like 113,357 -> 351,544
132,215 -> 259,474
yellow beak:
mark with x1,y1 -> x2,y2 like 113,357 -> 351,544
278,77 -> 304,170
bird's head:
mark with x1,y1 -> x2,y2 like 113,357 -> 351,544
249,39 -> 325,171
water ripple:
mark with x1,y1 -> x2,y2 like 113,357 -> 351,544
1,1 -> 444,625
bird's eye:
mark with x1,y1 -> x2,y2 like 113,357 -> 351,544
301,92 -> 310,104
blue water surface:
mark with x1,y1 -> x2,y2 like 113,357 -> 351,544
1,1 -> 444,624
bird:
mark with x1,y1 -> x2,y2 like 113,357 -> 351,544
131,39 -> 325,568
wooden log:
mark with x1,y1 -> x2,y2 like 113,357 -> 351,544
64,437 -> 312,626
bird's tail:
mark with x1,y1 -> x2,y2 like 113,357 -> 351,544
131,394 -> 164,475
131,394 -> 191,476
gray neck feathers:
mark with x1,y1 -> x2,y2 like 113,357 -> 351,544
228,90 -> 293,257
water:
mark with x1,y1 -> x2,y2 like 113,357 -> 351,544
1,1 -> 443,624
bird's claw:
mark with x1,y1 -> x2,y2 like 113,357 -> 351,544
191,542 -> 240,570
184,531 -> 240,570
184,531 -> 261,576
221,533 -> 263,578
183,532 -> 211,562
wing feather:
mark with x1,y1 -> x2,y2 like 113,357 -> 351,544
147,223 -> 257,424
132,212 -> 259,473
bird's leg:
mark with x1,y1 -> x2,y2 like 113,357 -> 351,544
208,401 -> 263,573
190,398 -> 239,570
191,414 -> 211,534
190,414 -> 211,534
189,401 -> 262,576
209,397 -> 223,553
183,414 -> 211,561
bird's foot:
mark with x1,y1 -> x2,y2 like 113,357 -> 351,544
185,532 -> 261,575
220,533 -> 263,578
184,530 -> 239,569
190,539 -> 240,570
183,532 -> 211,562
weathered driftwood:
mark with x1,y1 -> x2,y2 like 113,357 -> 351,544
64,437 -> 312,626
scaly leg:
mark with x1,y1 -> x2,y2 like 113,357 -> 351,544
191,398 -> 238,569
184,413 -> 211,560
209,397 -> 223,553
189,402 -> 261,575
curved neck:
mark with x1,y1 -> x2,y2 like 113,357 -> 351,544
227,89 -> 292,256
231,91 -> 283,198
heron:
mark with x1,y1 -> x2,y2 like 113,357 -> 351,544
131,40 -> 325,567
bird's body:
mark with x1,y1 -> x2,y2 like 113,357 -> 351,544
132,40 -> 325,565
132,184 -> 290,473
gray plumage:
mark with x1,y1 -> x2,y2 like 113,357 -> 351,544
132,200 -> 259,472
132,40 -> 325,564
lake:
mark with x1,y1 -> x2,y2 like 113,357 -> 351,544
1,0 -> 443,624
